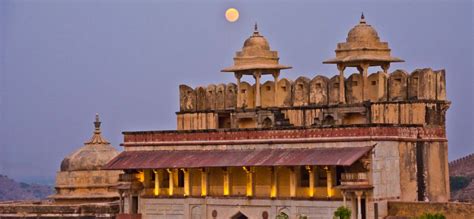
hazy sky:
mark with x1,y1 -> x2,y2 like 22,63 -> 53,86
1,0 -> 473,183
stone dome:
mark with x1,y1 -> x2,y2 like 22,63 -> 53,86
221,23 -> 291,73
346,17 -> 380,43
243,31 -> 270,51
323,14 -> 404,66
60,114 -> 119,171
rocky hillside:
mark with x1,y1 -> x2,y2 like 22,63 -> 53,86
449,153 -> 474,202
0,174 -> 54,201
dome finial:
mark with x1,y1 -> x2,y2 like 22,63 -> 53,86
254,22 -> 258,32
86,113 -> 109,144
360,12 -> 366,24
94,113 -> 101,132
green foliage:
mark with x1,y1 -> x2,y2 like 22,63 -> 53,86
333,206 -> 351,219
298,215 -> 307,219
450,176 -> 470,192
418,213 -> 446,219
276,212 -> 289,219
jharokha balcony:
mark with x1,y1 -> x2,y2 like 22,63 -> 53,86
341,172 -> 370,186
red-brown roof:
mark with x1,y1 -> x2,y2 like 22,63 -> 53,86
103,146 -> 373,170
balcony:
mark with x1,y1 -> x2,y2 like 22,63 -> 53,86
341,172 -> 369,186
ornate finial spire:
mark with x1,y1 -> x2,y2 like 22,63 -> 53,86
253,22 -> 260,36
94,113 -> 101,132
360,12 -> 366,24
86,113 -> 109,144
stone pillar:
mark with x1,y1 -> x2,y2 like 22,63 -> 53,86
358,63 -> 369,101
243,167 -> 254,197
182,169 -> 190,197
271,167 -> 278,198
235,73 -> 243,107
342,191 -> 347,207
382,63 -> 390,73
326,166 -> 333,198
337,64 -> 346,104
254,71 -> 262,108
119,191 -> 124,213
306,166 -> 315,198
153,169 -> 160,196
200,168 -> 208,197
223,168 -> 230,196
273,71 -> 280,107
355,191 -> 364,219
167,169 -> 174,196
289,167 -> 296,198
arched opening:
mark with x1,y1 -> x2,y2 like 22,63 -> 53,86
262,117 -> 273,128
231,211 -> 248,219
323,115 -> 335,126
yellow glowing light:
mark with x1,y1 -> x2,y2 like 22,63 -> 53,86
225,8 -> 239,22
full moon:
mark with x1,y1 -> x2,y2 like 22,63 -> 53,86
225,8 -> 239,22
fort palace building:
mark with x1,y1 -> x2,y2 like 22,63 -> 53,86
101,15 -> 452,219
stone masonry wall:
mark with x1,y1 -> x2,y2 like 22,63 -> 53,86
179,68 -> 446,112
387,201 -> 474,219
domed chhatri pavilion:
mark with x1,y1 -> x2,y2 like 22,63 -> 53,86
50,114 -> 121,203
102,15 -> 459,219
323,13 -> 404,103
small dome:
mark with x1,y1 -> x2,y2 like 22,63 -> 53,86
243,32 -> 270,51
221,23 -> 292,73
60,114 -> 119,171
346,21 -> 380,43
60,144 -> 119,171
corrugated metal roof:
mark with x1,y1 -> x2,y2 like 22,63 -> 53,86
103,146 -> 373,170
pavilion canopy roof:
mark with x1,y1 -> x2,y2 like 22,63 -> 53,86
103,146 -> 373,170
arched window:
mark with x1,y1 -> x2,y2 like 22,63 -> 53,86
262,117 -> 272,128
231,212 -> 248,219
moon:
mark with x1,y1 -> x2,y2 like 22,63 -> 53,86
225,8 -> 239,22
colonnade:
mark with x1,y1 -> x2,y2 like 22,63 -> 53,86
140,166 -> 337,199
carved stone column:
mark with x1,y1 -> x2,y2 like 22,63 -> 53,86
358,63 -> 370,101
167,169 -> 174,196
254,71 -> 262,108
273,71 -> 280,106
271,167 -> 278,198
325,166 -> 333,198
235,73 -> 243,107
337,64 -> 346,104
223,168 -> 230,196
182,169 -> 190,197
381,63 -> 390,73
306,166 -> 315,198
200,168 -> 208,197
243,166 -> 254,197
355,191 -> 364,219
289,167 -> 296,198
153,169 -> 160,196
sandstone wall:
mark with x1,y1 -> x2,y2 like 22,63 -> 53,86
387,201 -> 474,219
137,197 -> 343,219
179,68 -> 446,112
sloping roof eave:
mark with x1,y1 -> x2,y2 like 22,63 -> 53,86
103,146 -> 374,170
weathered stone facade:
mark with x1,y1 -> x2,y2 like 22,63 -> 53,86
102,14 -> 456,219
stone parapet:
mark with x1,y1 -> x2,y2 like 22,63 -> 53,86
122,126 -> 445,147
387,201 -> 474,219
179,68 -> 446,112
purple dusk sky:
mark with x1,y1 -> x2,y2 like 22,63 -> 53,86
0,0 -> 472,182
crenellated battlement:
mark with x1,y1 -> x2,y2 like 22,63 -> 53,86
179,68 -> 447,112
